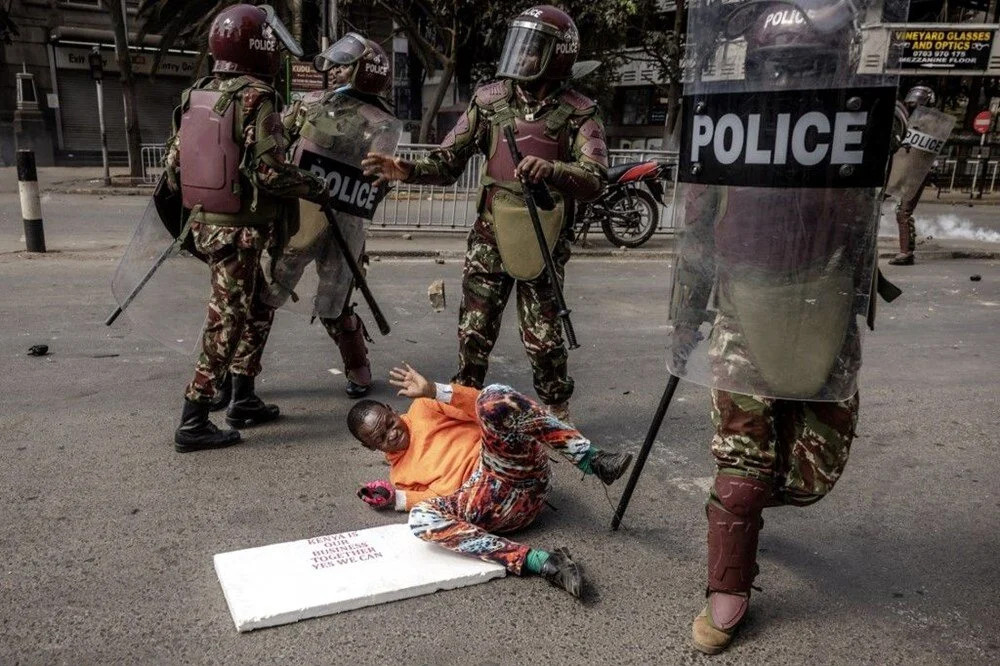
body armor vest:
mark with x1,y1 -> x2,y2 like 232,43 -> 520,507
486,116 -> 564,183
179,88 -> 241,214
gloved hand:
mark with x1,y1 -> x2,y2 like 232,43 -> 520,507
357,480 -> 395,510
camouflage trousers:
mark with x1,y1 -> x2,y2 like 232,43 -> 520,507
184,223 -> 275,403
454,215 -> 573,406
408,385 -> 591,574
710,389 -> 859,506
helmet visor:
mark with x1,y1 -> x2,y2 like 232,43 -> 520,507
314,33 -> 367,71
497,24 -> 552,81
260,5 -> 303,57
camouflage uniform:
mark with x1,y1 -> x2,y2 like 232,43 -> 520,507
671,184 -> 864,501
405,80 -> 607,405
165,76 -> 327,403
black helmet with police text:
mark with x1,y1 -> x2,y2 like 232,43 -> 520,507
496,5 -> 580,82
209,4 -> 303,78
903,85 -> 936,109
313,33 -> 392,97
727,0 -> 859,86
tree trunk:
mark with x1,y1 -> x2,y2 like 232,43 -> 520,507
419,58 -> 456,143
663,0 -> 685,143
104,0 -> 143,180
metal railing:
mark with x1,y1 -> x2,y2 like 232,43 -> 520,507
138,142 -> 679,228
935,157 -> 1000,196
371,145 -> 677,231
140,144 -> 166,184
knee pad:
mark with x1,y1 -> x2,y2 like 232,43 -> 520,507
713,473 -> 771,516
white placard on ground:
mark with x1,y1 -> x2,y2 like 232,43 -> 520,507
214,523 -> 506,632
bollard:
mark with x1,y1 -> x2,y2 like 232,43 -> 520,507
17,150 -> 46,252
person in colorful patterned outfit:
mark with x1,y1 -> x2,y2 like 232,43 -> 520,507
361,5 -> 608,423
165,4 -> 328,453
347,363 -> 632,597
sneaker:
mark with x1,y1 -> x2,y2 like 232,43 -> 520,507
539,547 -> 583,598
590,450 -> 634,486
888,253 -> 914,266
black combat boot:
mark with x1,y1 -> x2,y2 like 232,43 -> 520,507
225,374 -> 280,428
208,372 -> 232,412
539,547 -> 583,598
590,450 -> 634,486
174,399 -> 241,453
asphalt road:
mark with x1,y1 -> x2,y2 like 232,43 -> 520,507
0,218 -> 998,664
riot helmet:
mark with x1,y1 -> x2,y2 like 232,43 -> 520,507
209,4 -> 303,78
903,85 -> 936,110
496,5 -> 579,82
314,33 -> 392,96
728,0 -> 859,88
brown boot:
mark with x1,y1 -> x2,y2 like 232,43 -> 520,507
329,309 -> 372,398
691,474 -> 770,655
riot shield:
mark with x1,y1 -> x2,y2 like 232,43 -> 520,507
667,0 -> 907,400
263,93 -> 402,319
110,197 -> 209,354
885,106 -> 955,203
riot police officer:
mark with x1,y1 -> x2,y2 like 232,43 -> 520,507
362,5 -> 608,422
264,33 -> 402,398
165,4 -> 328,453
667,0 -> 903,653
889,85 -> 937,266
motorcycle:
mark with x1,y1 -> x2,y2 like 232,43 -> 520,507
574,159 -> 672,248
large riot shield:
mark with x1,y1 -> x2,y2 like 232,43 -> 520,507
885,106 -> 955,203
110,197 -> 210,354
263,92 -> 402,319
667,0 -> 907,401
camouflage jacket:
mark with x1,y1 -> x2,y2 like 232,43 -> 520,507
164,75 -> 327,225
407,79 -> 608,202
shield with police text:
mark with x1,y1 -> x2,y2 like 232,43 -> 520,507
667,0 -> 908,400
110,197 -> 210,354
263,92 -> 402,319
885,106 -> 955,204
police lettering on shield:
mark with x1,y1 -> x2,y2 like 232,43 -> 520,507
299,150 -> 388,220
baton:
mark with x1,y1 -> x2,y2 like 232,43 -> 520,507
611,374 -> 680,530
105,239 -> 178,327
320,204 -> 391,336
503,125 -> 579,349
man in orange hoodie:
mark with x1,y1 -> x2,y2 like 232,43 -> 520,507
347,363 -> 632,597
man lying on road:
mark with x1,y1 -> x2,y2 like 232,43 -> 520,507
347,363 -> 633,597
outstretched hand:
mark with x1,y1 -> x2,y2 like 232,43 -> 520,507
389,362 -> 434,399
362,152 -> 413,187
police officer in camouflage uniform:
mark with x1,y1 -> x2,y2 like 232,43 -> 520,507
265,33 -> 400,398
165,4 -> 328,453
363,5 -> 608,422
665,0 -> 903,653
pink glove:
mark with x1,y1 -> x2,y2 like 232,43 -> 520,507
358,480 -> 395,510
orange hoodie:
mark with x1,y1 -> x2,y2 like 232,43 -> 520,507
386,384 -> 482,510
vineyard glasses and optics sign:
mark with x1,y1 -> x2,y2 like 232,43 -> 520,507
894,28 -> 996,70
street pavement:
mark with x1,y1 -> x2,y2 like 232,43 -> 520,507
0,189 -> 998,664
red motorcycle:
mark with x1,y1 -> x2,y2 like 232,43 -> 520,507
575,159 -> 672,248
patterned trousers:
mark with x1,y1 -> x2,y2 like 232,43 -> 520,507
408,385 -> 591,574
453,216 -> 573,406
710,389 -> 859,506
184,223 -> 275,402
